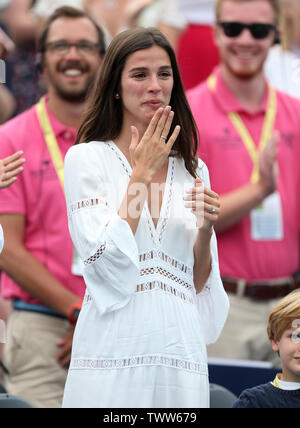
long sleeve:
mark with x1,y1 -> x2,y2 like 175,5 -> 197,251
195,160 -> 229,344
64,143 -> 140,316
196,230 -> 229,344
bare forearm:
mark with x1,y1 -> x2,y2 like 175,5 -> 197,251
118,106 -> 179,234
4,0 -> 39,43
0,85 -> 15,124
216,131 -> 280,233
118,170 -> 150,235
0,246 -> 80,316
84,1 -> 127,37
215,181 -> 268,232
193,228 -> 212,293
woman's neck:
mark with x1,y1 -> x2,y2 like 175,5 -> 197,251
114,122 -> 148,154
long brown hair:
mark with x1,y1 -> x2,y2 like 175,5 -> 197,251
76,27 -> 199,178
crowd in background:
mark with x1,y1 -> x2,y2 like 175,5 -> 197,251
1,0 -> 299,116
1,0 -> 300,120
0,0 -> 299,408
0,0 -> 221,119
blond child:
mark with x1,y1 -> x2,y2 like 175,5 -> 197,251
233,289 -> 300,408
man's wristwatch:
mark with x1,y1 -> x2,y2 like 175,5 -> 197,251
68,301 -> 82,325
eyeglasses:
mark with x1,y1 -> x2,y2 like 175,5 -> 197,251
218,22 -> 276,39
45,40 -> 101,56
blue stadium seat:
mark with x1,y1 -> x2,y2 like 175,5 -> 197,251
0,393 -> 34,408
210,383 -> 237,408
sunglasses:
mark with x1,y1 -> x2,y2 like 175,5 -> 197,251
218,22 -> 276,39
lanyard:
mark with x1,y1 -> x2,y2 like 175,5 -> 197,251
36,97 -> 65,190
207,74 -> 277,183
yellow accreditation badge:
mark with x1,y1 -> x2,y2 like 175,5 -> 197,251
36,97 -> 84,276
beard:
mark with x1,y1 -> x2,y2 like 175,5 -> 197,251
226,59 -> 264,80
52,76 -> 96,103
43,59 -> 98,103
221,49 -> 268,81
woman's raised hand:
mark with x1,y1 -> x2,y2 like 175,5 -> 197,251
184,178 -> 220,232
0,151 -> 26,189
129,106 -> 180,183
258,130 -> 280,197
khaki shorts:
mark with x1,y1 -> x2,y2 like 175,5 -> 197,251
3,310 -> 70,408
207,294 -> 281,367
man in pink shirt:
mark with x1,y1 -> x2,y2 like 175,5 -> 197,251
0,150 -> 26,388
0,6 -> 105,407
187,0 -> 300,363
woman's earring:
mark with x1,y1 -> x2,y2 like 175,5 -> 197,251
115,93 -> 120,99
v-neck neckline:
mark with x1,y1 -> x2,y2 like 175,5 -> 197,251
105,140 -> 175,245
145,159 -> 174,241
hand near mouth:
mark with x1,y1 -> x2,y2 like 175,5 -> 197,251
129,105 -> 180,182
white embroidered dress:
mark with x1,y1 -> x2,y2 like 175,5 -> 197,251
62,141 -> 229,408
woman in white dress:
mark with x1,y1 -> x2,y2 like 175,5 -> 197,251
62,27 -> 229,408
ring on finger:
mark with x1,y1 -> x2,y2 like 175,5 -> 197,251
160,135 -> 167,142
209,206 -> 216,214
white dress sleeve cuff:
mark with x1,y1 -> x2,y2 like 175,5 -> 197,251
83,214 -> 140,316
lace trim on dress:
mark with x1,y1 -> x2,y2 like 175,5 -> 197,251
82,247 -> 195,301
70,354 -> 208,375
81,245 -> 193,282
83,276 -> 194,305
104,141 -> 131,177
158,158 -> 175,244
139,249 -> 193,277
69,198 -> 108,215
136,281 -> 194,304
83,243 -> 106,266
140,267 -> 193,293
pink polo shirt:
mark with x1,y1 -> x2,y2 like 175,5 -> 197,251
0,97 -> 85,304
187,67 -> 300,281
